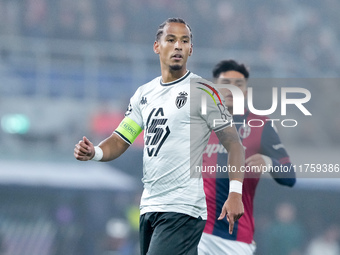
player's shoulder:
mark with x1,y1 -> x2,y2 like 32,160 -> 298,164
141,76 -> 162,89
189,72 -> 201,79
188,72 -> 204,86
191,77 -> 224,103
136,76 -> 162,94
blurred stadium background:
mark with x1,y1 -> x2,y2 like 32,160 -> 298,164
0,0 -> 339,254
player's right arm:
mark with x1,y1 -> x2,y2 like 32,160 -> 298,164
75,87 -> 144,162
74,134 -> 130,162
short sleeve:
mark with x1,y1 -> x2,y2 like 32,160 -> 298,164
123,88 -> 144,129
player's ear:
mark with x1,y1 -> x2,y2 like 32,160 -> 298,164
154,41 -> 160,54
189,43 -> 193,56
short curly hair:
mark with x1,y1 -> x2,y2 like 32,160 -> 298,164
155,18 -> 192,42
212,59 -> 249,79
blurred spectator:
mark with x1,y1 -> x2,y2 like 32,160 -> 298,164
305,225 -> 340,255
102,218 -> 136,255
77,0 -> 97,40
106,13 -> 127,42
54,0 -> 78,39
0,1 -> 20,35
0,231 -> 5,255
264,202 -> 304,255
22,0 -> 48,37
78,13 -> 97,40
189,0 -> 215,48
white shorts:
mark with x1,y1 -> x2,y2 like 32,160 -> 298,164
198,232 -> 256,255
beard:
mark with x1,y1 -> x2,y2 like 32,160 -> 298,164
169,64 -> 182,71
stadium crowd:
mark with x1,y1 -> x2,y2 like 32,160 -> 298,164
0,0 -> 339,76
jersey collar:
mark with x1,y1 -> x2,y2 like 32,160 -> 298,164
160,71 -> 191,86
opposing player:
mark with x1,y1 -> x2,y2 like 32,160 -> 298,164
198,60 -> 296,255
74,19 -> 245,255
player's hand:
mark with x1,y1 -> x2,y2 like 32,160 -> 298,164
74,136 -> 95,161
246,153 -> 266,172
218,192 -> 244,234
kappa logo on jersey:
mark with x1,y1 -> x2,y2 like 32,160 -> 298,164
175,91 -> 188,109
239,124 -> 251,139
125,103 -> 132,116
140,97 -> 147,105
145,107 -> 170,157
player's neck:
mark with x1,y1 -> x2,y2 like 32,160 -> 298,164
161,67 -> 188,84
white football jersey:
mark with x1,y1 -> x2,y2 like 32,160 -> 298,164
114,71 -> 232,219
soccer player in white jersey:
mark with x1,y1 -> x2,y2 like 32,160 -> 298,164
74,18 -> 245,255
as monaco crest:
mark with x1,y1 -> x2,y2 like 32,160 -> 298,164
175,91 -> 188,109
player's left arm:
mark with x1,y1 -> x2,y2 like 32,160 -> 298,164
246,122 -> 296,187
215,124 -> 245,234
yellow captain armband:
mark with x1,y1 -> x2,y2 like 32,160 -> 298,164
114,117 -> 143,145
